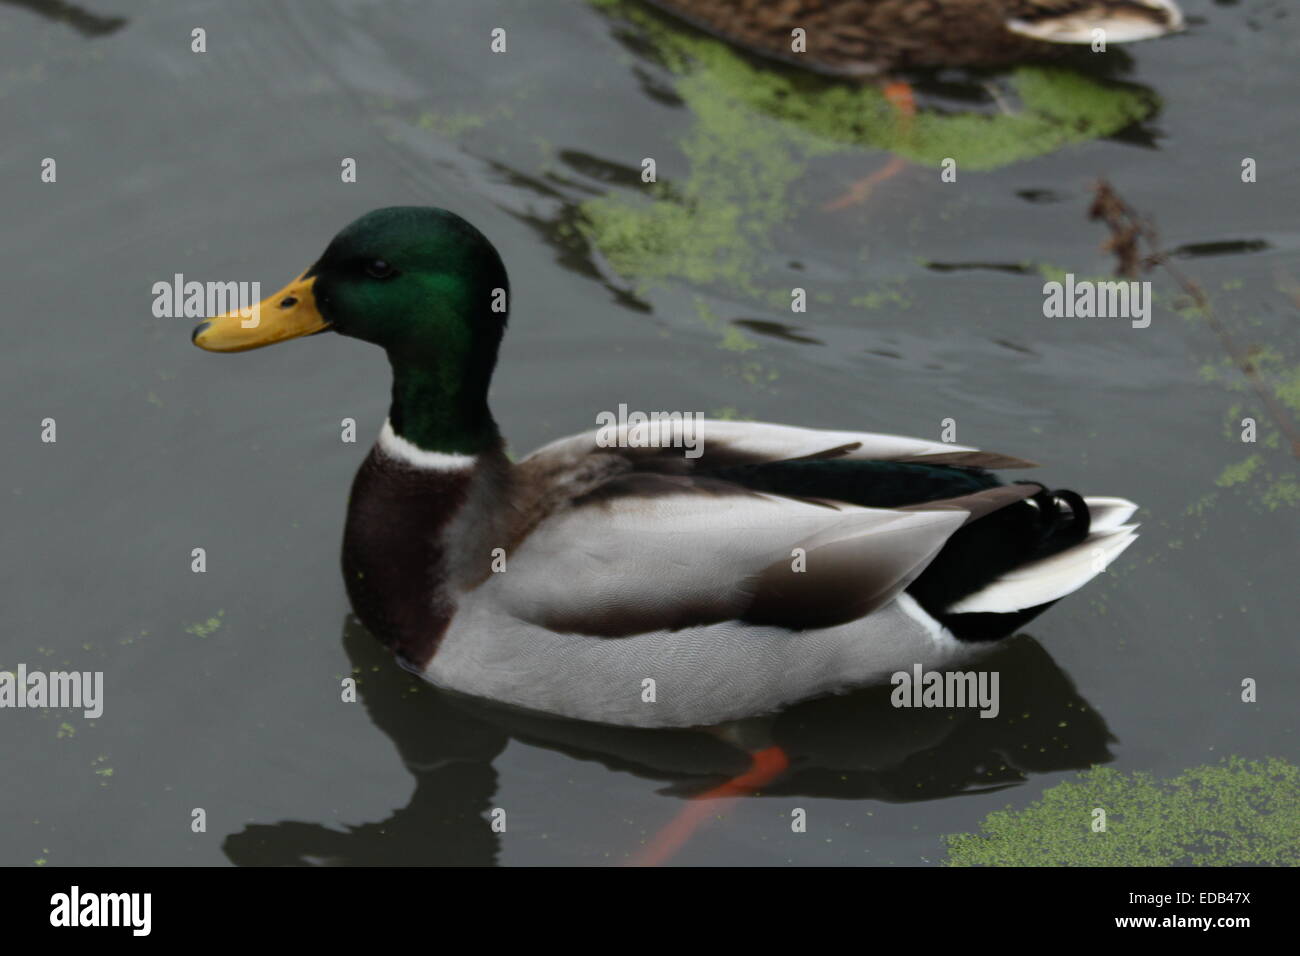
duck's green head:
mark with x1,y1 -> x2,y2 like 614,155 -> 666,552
193,206 -> 510,454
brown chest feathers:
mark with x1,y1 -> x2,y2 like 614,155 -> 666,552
342,447 -> 507,669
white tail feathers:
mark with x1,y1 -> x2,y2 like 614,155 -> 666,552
945,497 -> 1139,614
1005,1 -> 1184,45
1082,496 -> 1139,533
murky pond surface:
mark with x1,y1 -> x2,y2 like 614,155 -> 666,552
2,0 -> 1296,865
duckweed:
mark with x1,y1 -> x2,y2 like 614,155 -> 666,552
945,757 -> 1300,866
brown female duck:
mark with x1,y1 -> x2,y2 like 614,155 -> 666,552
640,0 -> 1184,75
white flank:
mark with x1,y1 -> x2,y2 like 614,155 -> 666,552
378,419 -> 478,471
894,591 -> 959,649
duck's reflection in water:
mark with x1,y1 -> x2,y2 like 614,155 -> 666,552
223,615 -> 1113,865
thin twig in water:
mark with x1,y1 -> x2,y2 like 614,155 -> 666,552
1089,179 -> 1300,460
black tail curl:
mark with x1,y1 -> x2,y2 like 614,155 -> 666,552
907,483 -> 1093,643
1020,483 -> 1091,559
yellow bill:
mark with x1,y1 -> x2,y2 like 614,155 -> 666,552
192,274 -> 328,352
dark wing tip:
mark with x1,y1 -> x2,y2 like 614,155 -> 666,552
898,451 -> 1040,470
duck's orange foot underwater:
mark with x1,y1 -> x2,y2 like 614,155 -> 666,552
823,81 -> 916,212
626,745 -> 790,867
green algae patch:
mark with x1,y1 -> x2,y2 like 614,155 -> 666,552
736,66 -> 1156,171
1201,366 -> 1300,511
416,104 -> 513,139
912,68 -> 1154,170
1216,455 -> 1262,488
184,610 -> 224,639
579,68 -> 834,296
1260,476 -> 1300,510
709,406 -> 752,421
91,754 -> 114,788
1273,363 -> 1300,416
944,757 -> 1300,866
851,283 -> 912,312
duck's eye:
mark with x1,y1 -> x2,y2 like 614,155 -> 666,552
365,259 -> 395,279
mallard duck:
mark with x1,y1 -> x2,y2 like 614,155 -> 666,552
192,207 -> 1138,729
638,0 -> 1185,75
